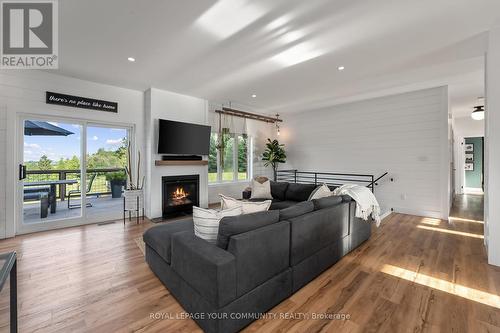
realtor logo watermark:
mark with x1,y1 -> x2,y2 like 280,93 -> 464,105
1,0 -> 58,69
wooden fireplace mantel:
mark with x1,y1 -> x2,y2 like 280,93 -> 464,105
155,160 -> 208,166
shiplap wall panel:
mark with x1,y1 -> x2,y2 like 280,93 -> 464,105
283,87 -> 448,218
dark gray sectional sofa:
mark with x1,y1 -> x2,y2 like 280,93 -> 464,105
143,182 -> 371,333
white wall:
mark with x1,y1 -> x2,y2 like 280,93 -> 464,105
281,87 -> 450,219
0,71 -> 144,236
485,24 -> 500,266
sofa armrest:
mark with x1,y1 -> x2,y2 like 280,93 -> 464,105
171,231 -> 237,308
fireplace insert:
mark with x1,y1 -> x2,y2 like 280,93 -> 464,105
162,175 -> 199,218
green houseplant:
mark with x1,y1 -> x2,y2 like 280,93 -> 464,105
105,171 -> 127,198
262,139 -> 286,180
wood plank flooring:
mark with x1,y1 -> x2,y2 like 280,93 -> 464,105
0,195 -> 498,332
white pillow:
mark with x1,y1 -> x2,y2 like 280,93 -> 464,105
250,179 -> 273,199
193,206 -> 242,243
308,183 -> 333,200
220,194 -> 272,214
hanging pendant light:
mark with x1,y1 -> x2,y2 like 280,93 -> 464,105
471,105 -> 485,120
275,113 -> 280,136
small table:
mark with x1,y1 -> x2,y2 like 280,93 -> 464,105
24,180 -> 78,214
0,252 -> 17,333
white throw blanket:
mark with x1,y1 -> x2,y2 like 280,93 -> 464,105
333,184 -> 381,227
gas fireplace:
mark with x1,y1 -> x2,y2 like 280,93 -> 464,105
162,175 -> 199,218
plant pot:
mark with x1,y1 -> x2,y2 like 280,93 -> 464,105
110,180 -> 126,198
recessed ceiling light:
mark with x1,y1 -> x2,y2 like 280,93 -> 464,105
127,57 -> 136,62
251,94 -> 257,98
337,66 -> 345,71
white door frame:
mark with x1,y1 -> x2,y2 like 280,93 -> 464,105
16,113 -> 135,235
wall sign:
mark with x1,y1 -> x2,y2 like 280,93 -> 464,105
46,91 -> 118,113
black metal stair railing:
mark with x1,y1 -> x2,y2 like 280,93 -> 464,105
275,170 -> 389,193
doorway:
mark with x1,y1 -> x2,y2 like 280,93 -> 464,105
18,116 -> 132,234
463,137 -> 484,194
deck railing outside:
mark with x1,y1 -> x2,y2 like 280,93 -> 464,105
25,168 -> 125,200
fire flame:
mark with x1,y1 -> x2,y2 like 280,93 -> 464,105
172,187 -> 188,200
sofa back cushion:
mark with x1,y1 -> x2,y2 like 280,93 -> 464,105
216,210 -> 280,249
285,183 -> 317,202
270,181 -> 289,201
279,201 -> 314,220
289,202 -> 349,265
227,221 -> 290,296
312,195 -> 343,210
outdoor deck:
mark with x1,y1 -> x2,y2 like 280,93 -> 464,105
23,195 -> 123,224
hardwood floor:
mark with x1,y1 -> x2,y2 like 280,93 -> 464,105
0,196 -> 498,332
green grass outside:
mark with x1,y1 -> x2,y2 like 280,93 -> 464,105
209,172 -> 248,183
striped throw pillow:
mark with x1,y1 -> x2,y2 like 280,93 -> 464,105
193,206 -> 242,243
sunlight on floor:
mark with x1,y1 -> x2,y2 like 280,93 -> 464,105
381,264 -> 500,309
449,216 -> 484,224
417,225 -> 484,239
419,218 -> 441,226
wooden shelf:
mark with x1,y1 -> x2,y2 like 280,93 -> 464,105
155,160 -> 208,166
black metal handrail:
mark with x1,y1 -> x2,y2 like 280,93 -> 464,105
25,168 -> 125,200
276,169 -> 389,193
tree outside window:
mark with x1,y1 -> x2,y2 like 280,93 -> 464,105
208,132 -> 250,183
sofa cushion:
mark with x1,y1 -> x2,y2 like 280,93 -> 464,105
279,201 -> 314,220
220,194 -> 272,214
143,218 -> 194,264
216,210 -> 280,249
270,181 -> 288,201
270,200 -> 298,210
308,183 -> 333,200
289,203 -> 349,265
285,183 -> 317,202
312,195 -> 343,210
193,206 -> 242,244
250,179 -> 272,199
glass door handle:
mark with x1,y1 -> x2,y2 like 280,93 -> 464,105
19,164 -> 26,180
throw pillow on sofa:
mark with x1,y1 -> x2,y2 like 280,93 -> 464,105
220,194 -> 272,214
193,206 -> 242,243
250,179 -> 273,199
308,183 -> 333,200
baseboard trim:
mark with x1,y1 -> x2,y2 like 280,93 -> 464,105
391,207 -> 445,220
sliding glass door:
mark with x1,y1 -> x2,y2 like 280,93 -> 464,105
85,125 -> 129,221
18,116 -> 132,233
21,119 -> 83,225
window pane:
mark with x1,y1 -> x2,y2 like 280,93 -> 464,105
222,134 -> 234,181
208,133 -> 218,182
238,135 -> 248,180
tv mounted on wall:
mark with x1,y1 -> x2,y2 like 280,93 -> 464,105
157,119 -> 211,155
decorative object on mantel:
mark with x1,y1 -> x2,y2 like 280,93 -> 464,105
46,91 -> 118,113
262,139 -> 287,181
123,142 -> 144,224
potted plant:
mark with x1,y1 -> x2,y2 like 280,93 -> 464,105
262,138 -> 286,181
106,171 -> 127,198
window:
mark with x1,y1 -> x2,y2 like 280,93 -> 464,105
208,132 -> 251,183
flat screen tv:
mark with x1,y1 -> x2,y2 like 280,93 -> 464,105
157,119 -> 211,155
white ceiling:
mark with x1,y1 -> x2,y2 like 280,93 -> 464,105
56,0 -> 499,114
